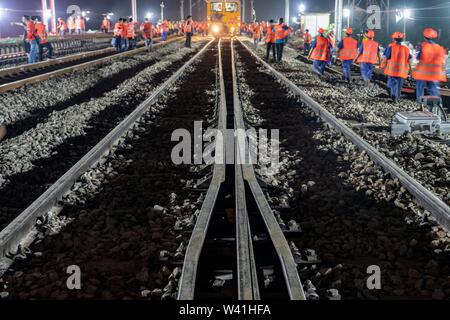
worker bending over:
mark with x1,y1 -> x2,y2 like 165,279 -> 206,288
412,28 -> 447,102
141,18 -> 154,52
308,28 -> 332,76
337,28 -> 358,82
354,30 -> 380,86
383,32 -> 411,102
265,20 -> 276,62
35,17 -> 54,61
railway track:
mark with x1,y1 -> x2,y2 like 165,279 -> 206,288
0,36 -> 181,93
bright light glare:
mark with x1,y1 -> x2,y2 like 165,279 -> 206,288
146,12 -> 153,19
404,9 -> 412,19
299,4 -> 305,12
343,8 -> 350,18
291,17 -> 298,23
212,25 -> 220,34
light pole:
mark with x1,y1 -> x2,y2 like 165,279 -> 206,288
285,0 -> 289,25
343,8 -> 350,28
160,2 -> 165,21
180,0 -> 184,20
298,4 -> 305,32
131,0 -> 137,21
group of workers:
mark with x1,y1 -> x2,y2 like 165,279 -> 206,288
306,27 -> 447,102
112,16 -> 198,52
246,18 -> 293,62
56,16 -> 86,37
21,15 -> 54,64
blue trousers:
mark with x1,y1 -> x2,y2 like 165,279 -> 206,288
342,60 -> 352,80
416,80 -> 440,102
313,60 -> 327,75
387,76 -> 404,100
122,38 -> 129,51
162,31 -> 168,41
28,40 -> 38,64
360,63 -> 374,81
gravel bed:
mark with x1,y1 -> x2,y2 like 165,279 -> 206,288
0,43 -> 218,300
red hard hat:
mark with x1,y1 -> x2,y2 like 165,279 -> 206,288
423,28 -> 438,39
345,28 -> 353,35
367,30 -> 375,38
318,28 -> 325,34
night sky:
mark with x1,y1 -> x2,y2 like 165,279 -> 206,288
1,0 -> 449,45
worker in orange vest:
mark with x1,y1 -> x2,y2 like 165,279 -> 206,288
161,19 -> 168,41
35,16 -> 53,61
113,18 -> 124,52
308,28 -> 332,76
252,21 -> 262,50
184,16 -> 194,48
274,18 -> 291,62
412,28 -> 447,102
384,32 -> 411,102
141,18 -> 154,52
127,18 -> 136,49
354,30 -> 380,86
121,18 -> 129,50
75,15 -> 84,35
67,16 -> 75,35
25,16 -> 38,63
57,18 -> 68,37
303,29 -> 312,54
265,20 -> 276,62
337,28 -> 358,82
101,17 -> 111,33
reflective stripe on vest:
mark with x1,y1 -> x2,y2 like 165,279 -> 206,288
358,39 -> 379,64
412,42 -> 447,82
384,43 -> 410,78
35,23 -> 48,43
311,36 -> 331,61
338,37 -> 358,61
275,24 -> 285,41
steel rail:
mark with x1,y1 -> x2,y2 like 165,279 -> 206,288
0,39 -> 215,271
238,38 -> 450,232
0,37 -> 182,93
177,39 -> 226,300
231,39 -> 306,300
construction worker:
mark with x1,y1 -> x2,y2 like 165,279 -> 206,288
35,17 -> 53,61
265,20 -> 276,62
337,28 -> 358,82
308,28 -> 332,76
252,21 -> 262,50
113,18 -> 123,52
101,17 -> 110,33
161,19 -> 168,41
303,29 -> 312,55
383,32 -> 411,102
25,16 -> 38,64
354,30 -> 380,86
412,28 -> 447,102
141,18 -> 154,52
127,18 -> 136,49
121,18 -> 130,51
184,16 -> 194,48
274,18 -> 290,62
67,15 -> 75,35
75,16 -> 84,35
57,18 -> 67,37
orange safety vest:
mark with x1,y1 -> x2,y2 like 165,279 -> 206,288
67,17 -> 75,30
101,19 -> 110,30
127,23 -> 135,38
26,21 -> 36,41
266,24 -> 275,44
35,22 -> 48,44
58,20 -> 67,31
338,36 -> 358,61
114,22 -> 123,37
141,22 -> 153,39
384,43 -> 410,79
184,20 -> 193,33
310,36 -> 331,61
252,25 -> 261,39
412,42 -> 447,82
75,17 -> 83,29
304,32 -> 312,44
357,39 -> 379,64
121,22 -> 129,37
274,24 -> 286,41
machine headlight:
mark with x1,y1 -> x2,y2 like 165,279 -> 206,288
230,27 -> 235,33
212,25 -> 220,34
